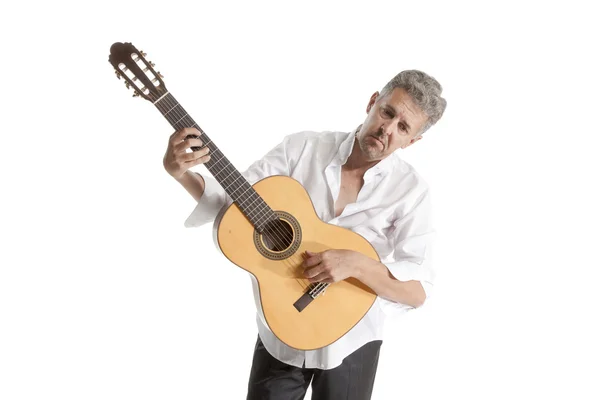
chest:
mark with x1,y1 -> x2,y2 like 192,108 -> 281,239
333,170 -> 365,218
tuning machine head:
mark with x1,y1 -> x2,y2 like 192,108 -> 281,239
109,42 -> 169,102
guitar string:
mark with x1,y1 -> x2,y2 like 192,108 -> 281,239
154,93 -> 315,291
154,94 -> 295,249
117,57 -> 321,295
156,96 -> 314,291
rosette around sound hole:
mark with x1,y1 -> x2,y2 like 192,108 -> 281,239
253,211 -> 302,260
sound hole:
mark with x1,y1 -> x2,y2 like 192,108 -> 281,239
261,219 -> 294,252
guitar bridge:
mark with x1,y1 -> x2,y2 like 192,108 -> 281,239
292,283 -> 328,312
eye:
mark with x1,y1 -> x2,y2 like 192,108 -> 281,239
381,108 -> 393,118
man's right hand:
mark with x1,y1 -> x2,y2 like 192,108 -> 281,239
163,127 -> 211,180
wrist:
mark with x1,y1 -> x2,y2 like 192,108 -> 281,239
175,170 -> 192,182
175,171 -> 206,202
353,257 -> 374,280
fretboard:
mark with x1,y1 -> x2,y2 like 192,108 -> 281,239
153,92 -> 276,232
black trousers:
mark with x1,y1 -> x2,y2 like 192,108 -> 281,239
246,335 -> 382,400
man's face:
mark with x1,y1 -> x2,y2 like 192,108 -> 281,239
356,87 -> 428,161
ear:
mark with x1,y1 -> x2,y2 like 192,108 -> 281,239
366,91 -> 379,113
402,135 -> 423,149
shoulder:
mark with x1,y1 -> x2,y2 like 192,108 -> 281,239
389,154 -> 432,215
391,153 -> 430,191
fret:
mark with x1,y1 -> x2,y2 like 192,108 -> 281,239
213,164 -> 234,178
241,190 -> 263,209
235,184 -> 256,205
220,167 -> 238,182
173,113 -> 189,125
223,175 -> 248,196
153,92 -> 276,230
164,103 -> 181,115
250,209 -> 271,228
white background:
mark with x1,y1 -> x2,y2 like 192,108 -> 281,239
1,1 -> 599,399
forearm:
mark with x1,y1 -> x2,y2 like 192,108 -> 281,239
176,171 -> 206,202
355,259 -> 426,308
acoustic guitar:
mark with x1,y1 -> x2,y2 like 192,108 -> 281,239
108,42 -> 379,350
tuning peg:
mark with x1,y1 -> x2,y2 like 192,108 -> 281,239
114,70 -> 121,79
132,92 -> 140,97
124,81 -> 130,89
157,71 -> 164,78
149,61 -> 155,67
132,52 -> 145,62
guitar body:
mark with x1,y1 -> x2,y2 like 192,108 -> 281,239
214,175 -> 378,350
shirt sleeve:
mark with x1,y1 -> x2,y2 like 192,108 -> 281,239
183,174 -> 229,228
378,189 -> 436,315
183,134 -> 292,228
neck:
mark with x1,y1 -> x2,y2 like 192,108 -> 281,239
343,138 -> 380,174
153,92 -> 277,232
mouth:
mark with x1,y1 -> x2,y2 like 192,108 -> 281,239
370,136 -> 385,149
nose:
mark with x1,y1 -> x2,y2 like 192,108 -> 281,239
380,121 -> 396,137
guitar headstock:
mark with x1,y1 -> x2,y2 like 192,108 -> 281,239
108,42 -> 167,102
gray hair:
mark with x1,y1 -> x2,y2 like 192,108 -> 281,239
379,70 -> 447,136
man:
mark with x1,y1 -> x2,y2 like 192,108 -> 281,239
163,70 -> 446,399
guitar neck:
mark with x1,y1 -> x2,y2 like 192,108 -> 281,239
153,92 -> 275,232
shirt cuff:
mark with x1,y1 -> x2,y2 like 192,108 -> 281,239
183,174 -> 228,228
377,259 -> 435,315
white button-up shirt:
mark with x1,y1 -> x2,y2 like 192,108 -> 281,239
184,127 -> 435,369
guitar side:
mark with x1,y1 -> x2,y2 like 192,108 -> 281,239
213,175 -> 379,350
